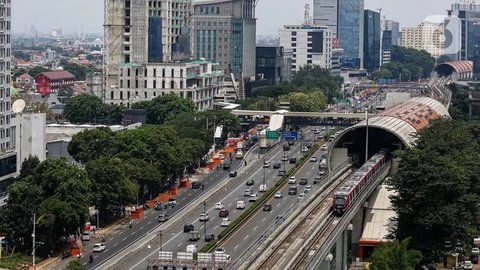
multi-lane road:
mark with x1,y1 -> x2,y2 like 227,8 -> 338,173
84,158 -> 244,268
220,143 -> 328,261
105,129 -> 318,270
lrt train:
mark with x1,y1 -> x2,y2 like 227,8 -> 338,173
332,149 -> 390,216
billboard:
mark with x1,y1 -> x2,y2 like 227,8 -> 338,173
444,16 -> 462,60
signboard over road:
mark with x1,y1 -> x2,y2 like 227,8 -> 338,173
282,131 -> 298,141
266,130 -> 279,139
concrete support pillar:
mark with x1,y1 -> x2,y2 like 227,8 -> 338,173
335,230 -> 348,270
351,208 -> 364,258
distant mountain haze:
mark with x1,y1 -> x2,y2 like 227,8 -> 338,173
12,0 -> 453,35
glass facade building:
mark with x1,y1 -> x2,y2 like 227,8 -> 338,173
363,10 -> 381,71
338,0 -> 364,68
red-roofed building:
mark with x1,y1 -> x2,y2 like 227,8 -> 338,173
35,70 -> 76,95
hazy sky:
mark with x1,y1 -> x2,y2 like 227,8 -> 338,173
12,0 -> 454,35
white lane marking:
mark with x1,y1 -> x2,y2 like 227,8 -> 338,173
140,226 -> 144,230
122,237 -> 127,241
253,226 -> 258,231
148,221 -> 152,225
127,141 -> 309,269
213,225 -> 219,230
131,231 -> 136,235
228,203 -> 233,207
244,235 -> 249,240
234,244 -> 239,250
177,243 -> 182,247
276,203 -> 281,207
113,242 -> 118,247
261,218 -> 266,223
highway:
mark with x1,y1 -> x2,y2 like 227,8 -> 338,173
109,129 -> 318,270
84,157 -> 244,269
220,140 -> 330,262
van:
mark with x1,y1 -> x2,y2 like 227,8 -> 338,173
236,201 -> 246,209
81,232 -> 90,241
186,244 -> 198,253
288,185 -> 298,195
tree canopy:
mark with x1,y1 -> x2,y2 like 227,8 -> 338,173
372,46 -> 436,81
291,65 -> 343,102
132,93 -> 197,125
389,120 -> 480,260
64,94 -> 124,124
279,91 -> 327,112
369,238 -> 423,270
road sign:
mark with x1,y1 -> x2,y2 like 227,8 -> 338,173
266,131 -> 279,139
282,131 -> 298,140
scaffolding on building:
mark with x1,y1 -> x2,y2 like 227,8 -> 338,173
146,251 -> 230,270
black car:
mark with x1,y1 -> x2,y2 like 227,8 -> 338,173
273,162 -> 281,169
283,144 -> 291,151
278,169 -> 286,176
223,163 -> 231,170
205,234 -> 215,242
191,182 -> 201,189
219,209 -> 229,217
299,178 -> 308,185
263,204 -> 272,211
246,179 -> 254,186
289,157 -> 297,164
229,171 -> 237,177
183,224 -> 194,233
288,140 -> 294,146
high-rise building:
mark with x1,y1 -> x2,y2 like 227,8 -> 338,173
363,10 -> 381,71
256,46 -> 290,84
193,0 -> 256,79
313,0 -> 338,36
382,30 -> 392,65
452,0 -> 480,12
384,19 -> 400,46
279,24 -> 332,72
104,0 -> 223,110
0,0 -> 15,193
443,12 -> 462,61
455,10 -> 480,60
401,17 -> 445,58
337,0 -> 364,69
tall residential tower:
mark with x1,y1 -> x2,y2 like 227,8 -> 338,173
313,0 -> 339,36
0,0 -> 14,192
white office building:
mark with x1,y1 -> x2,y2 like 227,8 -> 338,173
279,24 -> 332,72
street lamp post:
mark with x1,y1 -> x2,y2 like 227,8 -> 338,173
158,231 -> 163,252
203,201 -> 207,238
282,146 -> 286,172
262,158 -> 266,186
32,213 -> 36,268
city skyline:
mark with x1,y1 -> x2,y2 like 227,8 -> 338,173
13,0 -> 455,35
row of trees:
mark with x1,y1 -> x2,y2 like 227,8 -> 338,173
387,119 -> 480,261
371,46 -> 437,81
242,65 -> 342,111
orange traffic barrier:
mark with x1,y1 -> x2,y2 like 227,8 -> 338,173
146,200 -> 157,208
157,193 -> 170,201
168,188 -> 180,195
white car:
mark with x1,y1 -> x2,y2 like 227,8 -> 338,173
93,243 -> 106,252
199,213 -> 210,222
249,194 -> 258,202
310,156 -> 317,162
259,184 -> 267,192
472,247 -> 480,255
464,261 -> 473,270
274,192 -> 282,198
221,218 -> 230,227
298,192 -> 306,199
263,161 -> 271,168
301,147 -> 308,152
214,202 -> 224,210
320,144 -> 328,151
289,176 -> 296,184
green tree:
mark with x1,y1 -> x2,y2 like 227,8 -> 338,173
369,238 -> 423,270
390,120 -> 480,260
14,51 -> 30,61
28,66 -> 49,78
291,65 -> 343,102
64,94 -> 106,124
132,93 -> 196,124
279,91 -> 326,112
125,158 -> 164,199
0,159 -> 91,252
19,155 -> 40,178
68,127 -> 115,163
67,259 -> 86,270
63,63 -> 87,80
251,83 -> 296,98
371,68 -> 393,80
436,54 -> 451,64
243,96 -> 279,111
58,85 -> 74,98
